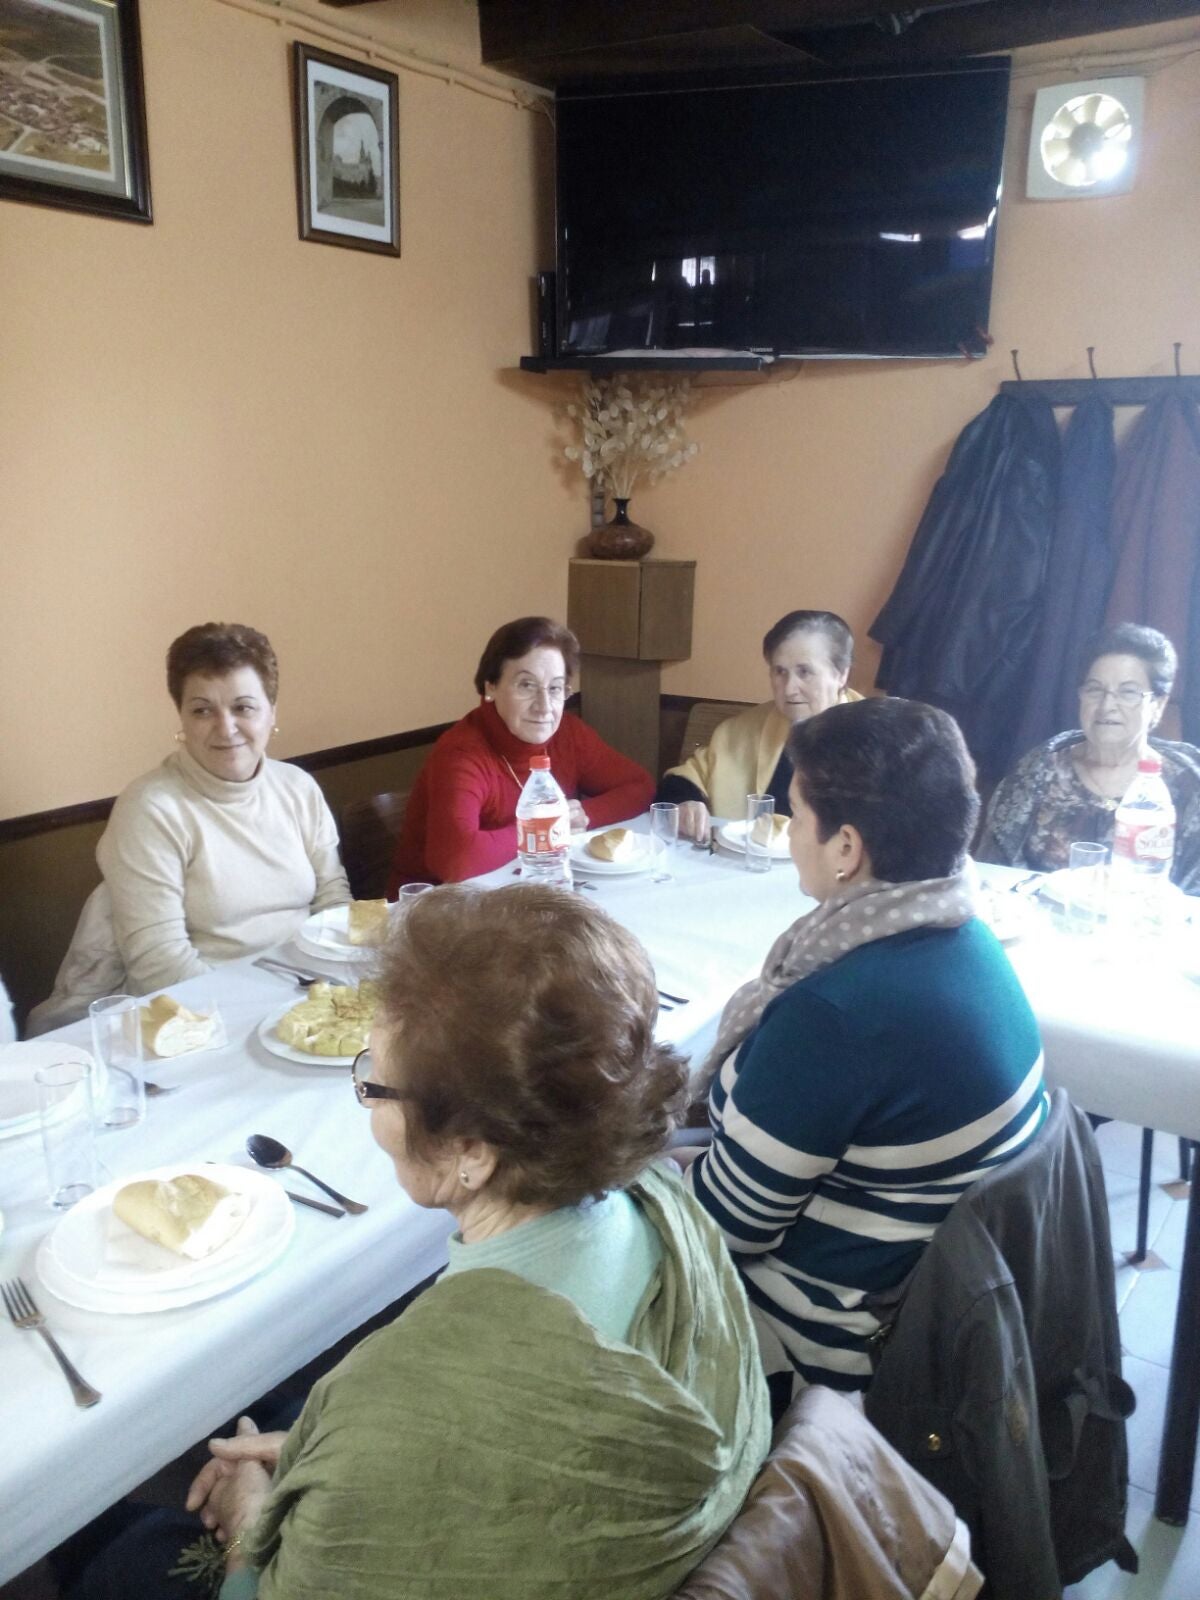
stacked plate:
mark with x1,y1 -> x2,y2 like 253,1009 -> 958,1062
295,904 -> 390,963
716,820 -> 792,860
0,1042 -> 97,1144
36,1162 -> 294,1314
570,833 -> 654,876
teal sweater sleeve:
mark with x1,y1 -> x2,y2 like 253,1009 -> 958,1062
219,1567 -> 260,1600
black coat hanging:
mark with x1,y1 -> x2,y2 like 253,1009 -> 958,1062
870,392 -> 1060,778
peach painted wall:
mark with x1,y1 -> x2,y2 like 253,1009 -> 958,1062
4,9 -> 1197,818
637,19 -> 1200,706
0,0 -> 570,818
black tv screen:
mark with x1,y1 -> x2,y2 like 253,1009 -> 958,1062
555,61 -> 1010,360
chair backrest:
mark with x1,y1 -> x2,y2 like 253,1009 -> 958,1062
339,791 -> 409,900
673,1385 -> 981,1600
680,701 -> 747,762
866,1090 -> 1133,1597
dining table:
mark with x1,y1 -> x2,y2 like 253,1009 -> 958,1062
2,820 -> 1200,1584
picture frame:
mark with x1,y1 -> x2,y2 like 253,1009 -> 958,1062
0,0 -> 152,224
291,42 -> 400,257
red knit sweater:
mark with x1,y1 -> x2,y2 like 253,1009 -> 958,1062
388,702 -> 654,890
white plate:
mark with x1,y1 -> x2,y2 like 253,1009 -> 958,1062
295,904 -> 392,963
570,833 -> 654,876
0,1042 -> 96,1141
48,1163 -> 292,1295
716,820 -> 792,859
37,1163 -> 294,1314
1037,868 -> 1189,916
257,1002 -> 363,1068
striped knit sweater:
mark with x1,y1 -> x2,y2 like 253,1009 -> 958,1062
687,920 -> 1047,1395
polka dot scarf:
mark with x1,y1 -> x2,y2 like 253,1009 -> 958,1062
698,862 -> 979,1092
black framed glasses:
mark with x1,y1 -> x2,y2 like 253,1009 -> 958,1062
351,1049 -> 404,1106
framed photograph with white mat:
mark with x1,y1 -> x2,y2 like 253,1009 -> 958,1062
291,42 -> 399,257
0,0 -> 152,223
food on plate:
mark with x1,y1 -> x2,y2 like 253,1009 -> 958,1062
113,1173 -> 250,1260
347,899 -> 390,947
276,980 -> 378,1057
586,828 -> 639,863
140,994 -> 218,1058
750,813 -> 790,848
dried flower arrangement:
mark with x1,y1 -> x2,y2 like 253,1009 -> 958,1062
563,375 -> 699,503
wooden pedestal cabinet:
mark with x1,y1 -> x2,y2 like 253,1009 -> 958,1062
567,558 -> 696,776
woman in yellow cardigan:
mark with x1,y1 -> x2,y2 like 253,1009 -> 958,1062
659,611 -> 861,841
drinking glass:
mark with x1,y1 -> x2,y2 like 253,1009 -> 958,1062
745,794 -> 775,874
36,1060 -> 98,1209
1065,842 -> 1109,936
89,994 -> 145,1129
650,803 -> 679,883
395,883 -> 433,917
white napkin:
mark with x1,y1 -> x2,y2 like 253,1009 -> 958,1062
94,1193 -> 252,1287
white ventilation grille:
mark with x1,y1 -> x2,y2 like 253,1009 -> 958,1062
1026,77 -> 1144,200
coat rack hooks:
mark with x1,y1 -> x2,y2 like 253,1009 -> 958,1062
1087,347 -> 1098,381
1010,349 -> 1023,382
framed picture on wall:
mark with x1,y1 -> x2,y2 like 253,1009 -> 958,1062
292,42 -> 400,257
0,0 -> 152,223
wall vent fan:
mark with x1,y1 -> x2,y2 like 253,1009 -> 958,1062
1026,77 -> 1143,200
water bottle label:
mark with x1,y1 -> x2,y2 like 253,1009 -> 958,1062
1114,818 -> 1174,865
518,812 -> 570,855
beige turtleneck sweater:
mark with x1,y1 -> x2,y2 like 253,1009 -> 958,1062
97,748 -> 350,995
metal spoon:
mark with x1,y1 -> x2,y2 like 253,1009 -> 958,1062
245,1134 -> 368,1214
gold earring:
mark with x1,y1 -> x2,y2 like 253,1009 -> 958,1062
272,725 -> 280,736
460,1171 -> 471,1187
835,868 -> 847,881
173,731 -> 184,744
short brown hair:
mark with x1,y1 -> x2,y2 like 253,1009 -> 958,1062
788,697 -> 978,882
166,623 -> 279,708
375,885 -> 687,1208
473,617 -> 580,696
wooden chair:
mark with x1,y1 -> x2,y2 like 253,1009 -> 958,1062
674,1385 -> 981,1599
678,700 -> 747,764
339,791 -> 409,900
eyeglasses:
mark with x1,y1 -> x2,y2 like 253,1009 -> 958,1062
509,678 -> 568,702
1079,681 -> 1155,708
351,1049 -> 404,1106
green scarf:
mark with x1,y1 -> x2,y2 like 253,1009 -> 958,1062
246,1166 -> 769,1600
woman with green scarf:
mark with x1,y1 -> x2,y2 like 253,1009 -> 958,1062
74,884 -> 769,1600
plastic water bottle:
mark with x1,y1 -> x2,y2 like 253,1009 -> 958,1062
515,756 -> 573,887
1111,754 -> 1175,930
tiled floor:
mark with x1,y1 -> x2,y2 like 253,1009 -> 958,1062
1065,1120 -> 1200,1599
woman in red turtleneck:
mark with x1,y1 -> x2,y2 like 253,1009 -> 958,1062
389,617 -> 654,890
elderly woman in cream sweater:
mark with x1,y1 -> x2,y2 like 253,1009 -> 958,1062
31,624 -> 349,1030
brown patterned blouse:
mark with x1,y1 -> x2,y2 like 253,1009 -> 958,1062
977,732 -> 1200,895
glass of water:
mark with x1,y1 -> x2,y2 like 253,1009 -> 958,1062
36,1060 -> 98,1209
1065,842 -> 1108,935
89,994 -> 145,1129
650,804 -> 679,883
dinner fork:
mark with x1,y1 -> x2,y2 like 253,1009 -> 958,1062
144,1081 -> 181,1098
2,1278 -> 101,1408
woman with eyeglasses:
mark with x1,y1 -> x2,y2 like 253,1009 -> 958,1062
388,616 -> 653,888
77,886 -> 767,1600
978,622 -> 1200,892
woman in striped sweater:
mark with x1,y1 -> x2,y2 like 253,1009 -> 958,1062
687,697 -> 1047,1415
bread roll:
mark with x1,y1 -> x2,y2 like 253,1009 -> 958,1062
347,899 -> 389,947
140,995 -> 217,1058
113,1174 -> 249,1260
587,828 -> 638,863
751,813 -> 790,848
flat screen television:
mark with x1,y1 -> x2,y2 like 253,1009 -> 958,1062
555,60 -> 1010,360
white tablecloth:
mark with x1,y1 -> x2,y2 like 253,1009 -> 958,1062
3,832 -> 1199,1580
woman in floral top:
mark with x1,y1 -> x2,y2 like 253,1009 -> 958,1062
978,623 -> 1200,894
